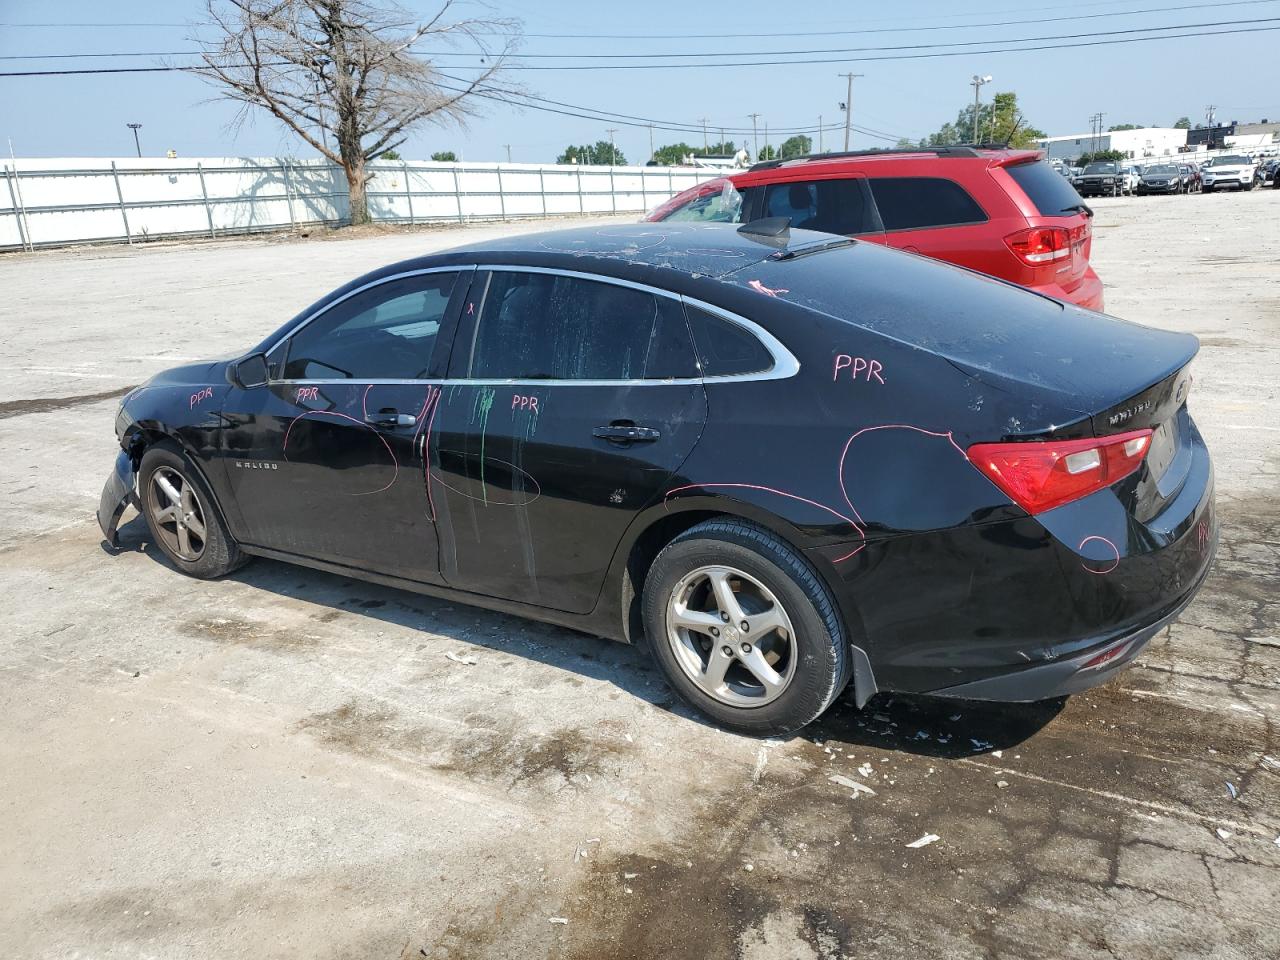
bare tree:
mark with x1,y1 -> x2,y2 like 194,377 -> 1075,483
193,0 -> 520,225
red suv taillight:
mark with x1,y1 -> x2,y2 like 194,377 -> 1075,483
967,429 -> 1153,514
1004,226 -> 1071,265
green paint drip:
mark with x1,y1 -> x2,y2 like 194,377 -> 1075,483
473,387 -> 495,505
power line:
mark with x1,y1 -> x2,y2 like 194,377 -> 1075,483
3,0 -> 1272,37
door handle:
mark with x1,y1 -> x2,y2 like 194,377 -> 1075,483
366,411 -> 416,428
593,424 -> 661,443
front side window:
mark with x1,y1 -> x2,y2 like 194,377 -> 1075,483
283,272 -> 458,380
867,177 -> 988,232
760,178 -> 876,235
466,271 -> 697,380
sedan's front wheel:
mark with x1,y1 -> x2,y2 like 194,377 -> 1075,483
140,445 -> 247,579
642,519 -> 851,734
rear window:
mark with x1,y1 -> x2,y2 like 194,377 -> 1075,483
867,177 -> 987,231
1004,161 -> 1086,216
760,178 -> 877,235
684,305 -> 773,377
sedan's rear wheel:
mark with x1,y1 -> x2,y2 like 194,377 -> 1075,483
140,445 -> 246,579
642,519 -> 851,734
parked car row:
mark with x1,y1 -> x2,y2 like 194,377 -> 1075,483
1060,153 -> 1276,195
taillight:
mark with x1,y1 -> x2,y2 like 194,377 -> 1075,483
1004,226 -> 1071,265
967,429 -> 1153,514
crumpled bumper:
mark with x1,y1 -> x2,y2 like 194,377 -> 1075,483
97,449 -> 138,548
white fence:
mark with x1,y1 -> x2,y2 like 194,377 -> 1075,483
0,156 -> 719,251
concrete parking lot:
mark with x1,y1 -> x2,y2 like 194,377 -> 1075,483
2,194 -> 1278,960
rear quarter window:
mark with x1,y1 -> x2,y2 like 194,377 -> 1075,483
1004,161 -> 1086,216
867,177 -> 988,231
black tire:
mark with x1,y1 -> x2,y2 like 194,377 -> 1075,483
139,443 -> 247,579
641,519 -> 851,735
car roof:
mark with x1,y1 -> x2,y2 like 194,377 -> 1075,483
432,222 -> 805,280
731,146 -> 1043,184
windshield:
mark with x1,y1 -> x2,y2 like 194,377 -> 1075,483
1209,155 -> 1249,166
1083,163 -> 1117,174
1146,165 -> 1177,175
651,179 -> 745,223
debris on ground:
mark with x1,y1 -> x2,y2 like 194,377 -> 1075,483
549,917 -> 569,925
829,774 -> 876,797
997,780 -> 1009,789
906,834 -> 941,849
1216,828 -> 1232,840
1226,781 -> 1239,799
858,762 -> 874,778
444,651 -> 477,665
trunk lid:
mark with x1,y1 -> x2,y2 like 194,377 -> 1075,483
735,240 -> 1199,433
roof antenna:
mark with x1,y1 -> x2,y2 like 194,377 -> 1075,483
737,216 -> 792,240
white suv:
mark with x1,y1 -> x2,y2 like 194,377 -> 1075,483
1202,155 -> 1259,192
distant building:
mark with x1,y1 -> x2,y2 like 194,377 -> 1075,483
1187,120 -> 1280,149
1035,127 -> 1187,162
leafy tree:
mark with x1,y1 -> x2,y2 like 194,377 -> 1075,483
430,150 -> 457,162
1107,124 -> 1143,132
557,141 -> 627,166
894,137 -> 917,149
1077,149 -> 1126,164
758,144 -> 778,161
777,134 -> 812,159
378,149 -> 401,160
920,91 -> 1043,149
1173,117 -> 1192,129
193,0 -> 519,226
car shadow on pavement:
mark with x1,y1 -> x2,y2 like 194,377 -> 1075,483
112,514 -> 1065,757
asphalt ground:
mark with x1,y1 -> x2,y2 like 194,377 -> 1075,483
2,193 -> 1278,960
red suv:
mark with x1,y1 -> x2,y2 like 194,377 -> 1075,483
647,147 -> 1104,311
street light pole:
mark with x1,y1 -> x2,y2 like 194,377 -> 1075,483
970,75 -> 992,144
699,117 -> 708,154
748,113 -> 760,161
126,123 -> 142,158
605,128 -> 618,165
503,144 -> 512,163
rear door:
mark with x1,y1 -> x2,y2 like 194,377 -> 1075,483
430,267 -> 708,614
864,175 -> 990,265
757,174 -> 884,243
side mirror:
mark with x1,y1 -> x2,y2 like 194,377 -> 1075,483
229,353 -> 269,389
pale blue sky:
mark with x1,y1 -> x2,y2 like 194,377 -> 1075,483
2,0 -> 1279,162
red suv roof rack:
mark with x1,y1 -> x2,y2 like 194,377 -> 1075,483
748,144 -> 1009,172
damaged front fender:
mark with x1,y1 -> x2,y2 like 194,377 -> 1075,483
97,449 -> 139,549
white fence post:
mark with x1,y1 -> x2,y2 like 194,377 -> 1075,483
402,160 -> 414,225
497,165 -> 507,220
110,161 -> 132,244
281,161 -> 297,230
4,164 -> 32,251
538,166 -> 547,217
576,166 -> 584,214
197,162 -> 215,238
452,165 -> 465,223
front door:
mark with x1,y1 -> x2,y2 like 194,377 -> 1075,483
429,268 -> 708,614
221,268 -> 467,583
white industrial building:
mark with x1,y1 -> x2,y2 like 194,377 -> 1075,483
1036,127 -> 1188,162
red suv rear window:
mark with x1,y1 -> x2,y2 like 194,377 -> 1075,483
1005,161 -> 1085,216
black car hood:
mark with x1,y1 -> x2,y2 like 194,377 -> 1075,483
734,241 -> 1198,430
137,359 -> 228,390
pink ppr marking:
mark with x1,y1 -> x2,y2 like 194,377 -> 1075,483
747,279 -> 789,297
422,387 -> 442,521
1078,535 -> 1120,575
838,424 -> 966,526
361,383 -> 373,420
295,386 -> 320,403
282,410 -> 399,496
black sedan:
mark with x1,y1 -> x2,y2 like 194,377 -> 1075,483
98,222 -> 1216,734
1136,164 -> 1187,195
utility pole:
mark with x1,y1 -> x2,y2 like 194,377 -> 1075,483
719,128 -> 726,154
764,120 -> 769,160
648,124 -> 655,163
605,128 -> 618,165
698,117 -> 708,154
970,75 -> 992,143
839,72 -> 863,151
1204,104 -> 1218,146
126,123 -> 142,157
748,113 -> 760,161
503,144 -> 512,164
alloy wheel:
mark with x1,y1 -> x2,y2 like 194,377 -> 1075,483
665,564 -> 797,708
146,465 -> 207,561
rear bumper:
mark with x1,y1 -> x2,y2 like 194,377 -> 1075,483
927,535 -> 1214,702
97,449 -> 138,548
1030,267 -> 1104,312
